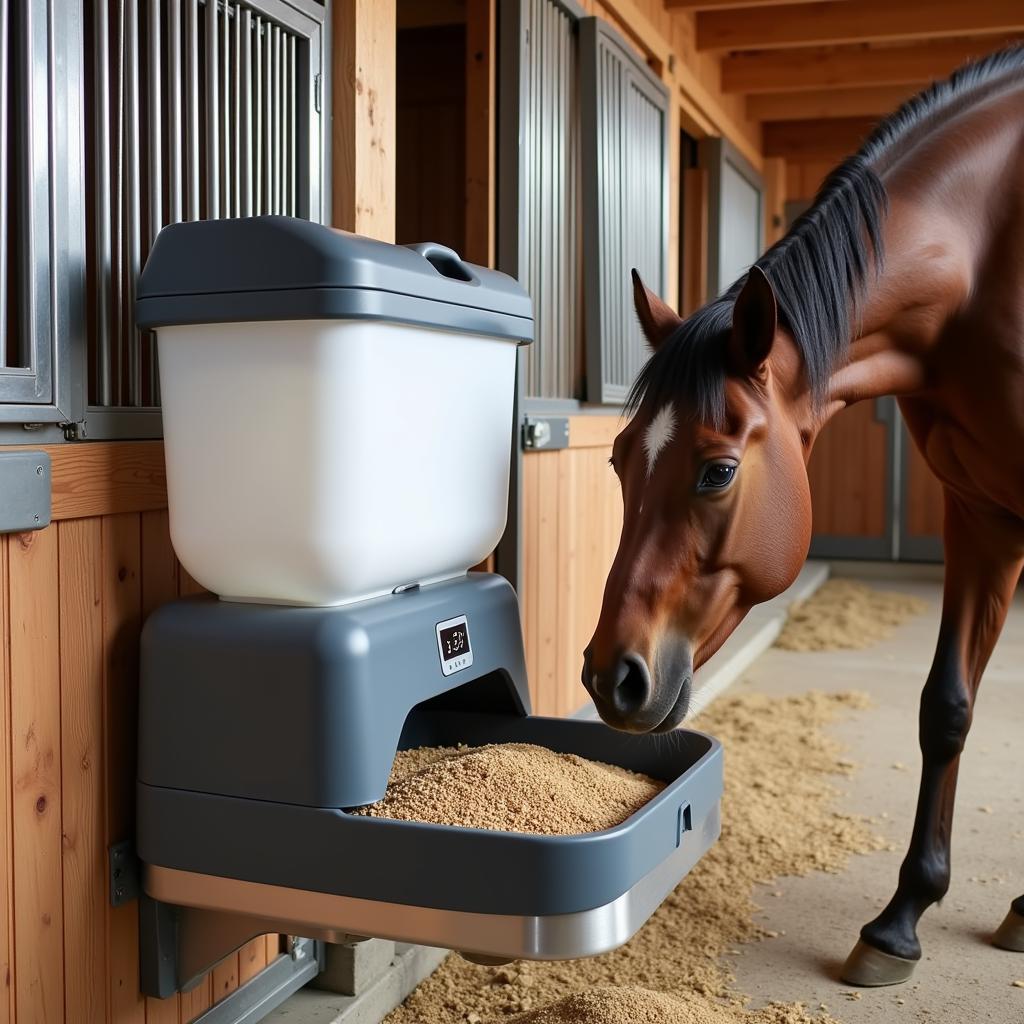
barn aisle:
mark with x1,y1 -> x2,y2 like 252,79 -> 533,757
731,574 -> 1024,1023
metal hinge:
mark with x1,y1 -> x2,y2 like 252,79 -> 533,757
59,420 -> 88,441
522,416 -> 569,451
314,73 -> 322,114
109,840 -> 141,907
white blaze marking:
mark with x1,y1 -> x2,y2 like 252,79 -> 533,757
642,404 -> 676,478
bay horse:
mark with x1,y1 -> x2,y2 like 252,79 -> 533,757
582,47 -> 1024,986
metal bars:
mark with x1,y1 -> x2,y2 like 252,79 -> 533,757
579,16 -> 669,406
83,0 -> 324,419
518,0 -> 582,401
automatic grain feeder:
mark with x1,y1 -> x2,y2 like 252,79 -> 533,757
133,217 -> 723,997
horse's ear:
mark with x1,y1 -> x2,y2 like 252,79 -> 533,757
632,269 -> 682,351
729,266 -> 778,379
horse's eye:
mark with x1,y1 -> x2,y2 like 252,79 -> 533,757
698,462 -> 737,492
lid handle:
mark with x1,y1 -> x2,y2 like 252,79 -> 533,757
406,242 -> 476,283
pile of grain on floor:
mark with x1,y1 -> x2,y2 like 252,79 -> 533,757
384,690 -> 882,1024
504,987 -> 828,1024
352,743 -> 665,835
775,579 -> 928,652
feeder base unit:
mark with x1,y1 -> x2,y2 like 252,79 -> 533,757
136,575 -> 723,997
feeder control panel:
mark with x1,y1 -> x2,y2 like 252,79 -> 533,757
436,614 -> 473,676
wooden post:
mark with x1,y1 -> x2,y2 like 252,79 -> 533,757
665,70 -> 681,310
762,156 -> 786,247
464,0 -> 496,267
332,0 -> 396,241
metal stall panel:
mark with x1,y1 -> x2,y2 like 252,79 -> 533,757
0,0 -> 85,424
701,136 -> 763,300
579,18 -> 669,407
82,0 -> 327,442
501,0 -> 584,403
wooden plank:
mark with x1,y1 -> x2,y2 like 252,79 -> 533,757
3,442 -> 167,521
905,442 -> 944,540
568,415 -> 622,450
531,453 -> 561,717
8,527 -> 65,1024
464,0 -> 496,267
211,956 -> 240,1006
179,980 -> 213,1024
102,514 -> 146,1024
555,453 -> 577,717
332,0 -> 397,240
697,0 -> 1024,52
763,156 -> 786,247
520,454 -> 540,711
722,35 -> 1024,94
807,404 -> 887,537
0,536 -> 12,1024
762,116 -> 875,160
748,83 -> 921,122
59,518 -> 108,1024
682,166 -> 709,315
670,0 -> 841,7
238,938 -> 269,985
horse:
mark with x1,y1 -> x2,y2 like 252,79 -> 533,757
581,46 -> 1024,987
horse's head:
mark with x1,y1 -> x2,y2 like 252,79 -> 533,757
582,267 -> 813,733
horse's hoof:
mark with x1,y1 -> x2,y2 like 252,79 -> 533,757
993,908 -> 1024,952
840,939 -> 918,986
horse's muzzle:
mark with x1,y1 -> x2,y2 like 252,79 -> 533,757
582,638 -> 693,734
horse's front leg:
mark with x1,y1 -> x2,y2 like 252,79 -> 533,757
842,494 -> 1024,986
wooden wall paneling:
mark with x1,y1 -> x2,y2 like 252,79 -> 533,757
332,0 -> 398,241
763,117 -> 874,162
464,0 -> 496,267
3,443 -> 167,521
748,83 -> 920,123
554,453 -> 578,717
807,404 -> 888,538
763,156 -> 786,247
696,0 -> 1024,52
520,452 -> 539,711
102,514 -> 146,1024
8,527 -> 65,1024
904,441 -> 945,541
0,536 -> 12,1024
532,453 -> 562,717
681,166 -> 708,315
59,518 -> 108,1024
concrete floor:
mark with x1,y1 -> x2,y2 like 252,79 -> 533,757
730,575 -> 1024,1023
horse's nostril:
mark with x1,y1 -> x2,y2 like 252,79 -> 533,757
610,653 -> 650,716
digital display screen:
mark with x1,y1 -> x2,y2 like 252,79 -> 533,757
439,622 -> 471,662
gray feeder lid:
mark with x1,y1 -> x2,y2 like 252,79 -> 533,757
135,216 -> 533,344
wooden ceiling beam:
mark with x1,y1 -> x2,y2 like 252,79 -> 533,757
723,36 -> 1024,94
748,83 -> 922,121
762,116 -> 876,160
666,0 -> 837,8
696,0 -> 1024,52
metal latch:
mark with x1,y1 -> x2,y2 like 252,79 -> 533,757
522,417 -> 569,451
0,452 -> 52,534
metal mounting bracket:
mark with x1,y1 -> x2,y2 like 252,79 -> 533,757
0,452 -> 51,533
522,416 -> 569,450
109,840 -> 141,907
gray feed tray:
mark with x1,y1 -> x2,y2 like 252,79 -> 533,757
136,575 -> 722,995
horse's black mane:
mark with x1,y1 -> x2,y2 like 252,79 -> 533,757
627,44 -> 1024,425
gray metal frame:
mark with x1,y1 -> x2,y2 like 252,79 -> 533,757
0,0 -> 329,443
700,136 -> 763,299
0,0 -> 86,424
579,16 -> 670,406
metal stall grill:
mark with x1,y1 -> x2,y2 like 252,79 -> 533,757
84,0 -> 326,437
0,0 -> 85,421
580,17 -> 669,406
512,0 -> 583,401
0,0 -> 326,440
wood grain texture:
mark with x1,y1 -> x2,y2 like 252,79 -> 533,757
464,0 -> 496,267
332,0 -> 397,240
748,83 -> 921,122
697,0 -> 1024,51
0,537 -> 12,1024
763,116 -> 875,161
722,35 -> 1024,94
905,442 -> 944,540
8,528 -> 65,1024
58,519 -> 108,1024
807,404 -> 887,537
3,443 -> 166,521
